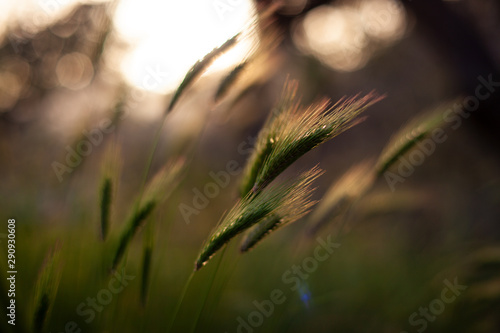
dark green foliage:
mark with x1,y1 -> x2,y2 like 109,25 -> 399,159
99,177 -> 112,241
112,200 -> 156,271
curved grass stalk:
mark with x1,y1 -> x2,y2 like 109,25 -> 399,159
140,217 -> 155,307
191,245 -> 227,333
166,271 -> 194,333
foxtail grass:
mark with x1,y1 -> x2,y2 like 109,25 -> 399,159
215,61 -> 249,103
240,80 -> 382,196
253,92 -> 381,193
31,244 -> 62,333
195,166 -> 322,270
239,80 -> 299,196
98,143 -> 122,241
111,159 -> 184,271
240,167 -> 320,252
99,177 -> 112,241
140,221 -> 154,307
214,24 -> 283,106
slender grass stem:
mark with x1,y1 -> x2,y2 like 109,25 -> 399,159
111,112 -> 168,271
166,271 -> 194,333
205,230 -> 242,328
192,245 -> 227,333
135,115 -> 168,209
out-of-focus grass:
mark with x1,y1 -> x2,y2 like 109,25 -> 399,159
1,2 -> 500,333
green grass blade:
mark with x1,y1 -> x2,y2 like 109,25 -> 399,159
111,159 -> 185,271
31,244 -> 62,333
98,142 -> 122,241
215,61 -> 249,104
99,177 -> 112,241
140,240 -> 153,307
112,199 -> 156,271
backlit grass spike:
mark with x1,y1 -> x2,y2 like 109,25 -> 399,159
196,166 -> 323,270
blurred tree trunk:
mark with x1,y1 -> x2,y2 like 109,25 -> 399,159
402,0 -> 500,149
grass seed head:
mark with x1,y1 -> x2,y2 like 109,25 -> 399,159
99,142 -> 122,241
240,166 -> 321,252
111,158 -> 185,271
241,80 -> 381,196
239,80 -> 299,196
196,166 -> 322,270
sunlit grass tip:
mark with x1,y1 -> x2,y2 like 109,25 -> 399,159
167,33 -> 240,113
239,80 -> 300,196
240,79 -> 382,196
99,143 -> 122,241
140,220 -> 155,307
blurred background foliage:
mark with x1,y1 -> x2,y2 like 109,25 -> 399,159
0,0 -> 499,332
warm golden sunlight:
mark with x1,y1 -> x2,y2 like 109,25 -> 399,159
113,0 -> 256,93
0,0 -> 256,93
